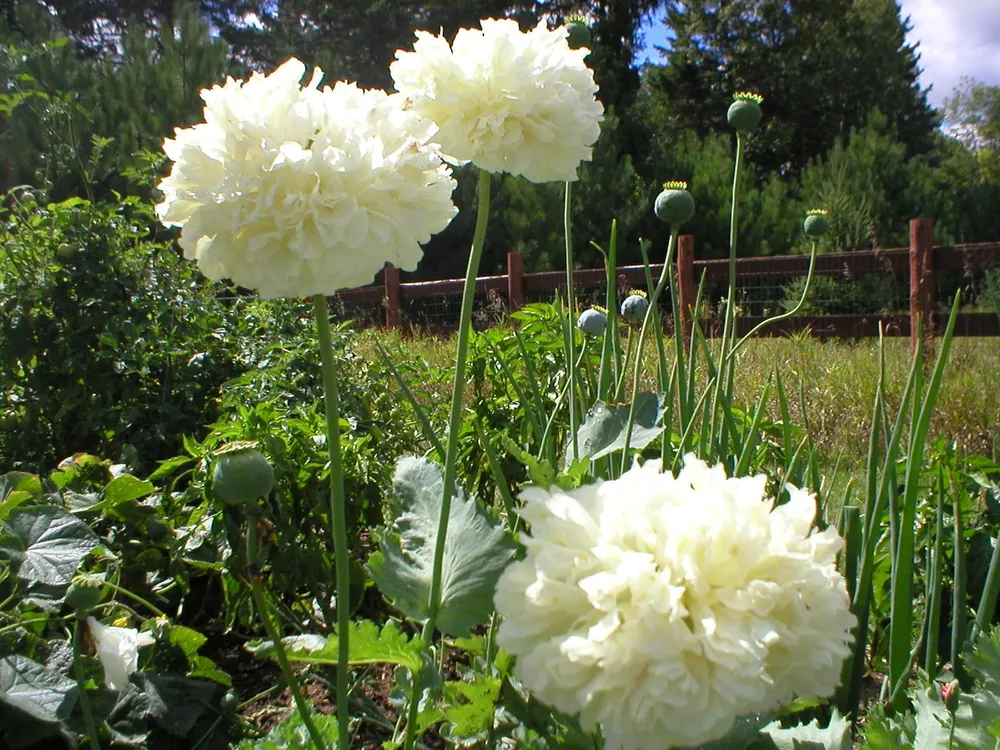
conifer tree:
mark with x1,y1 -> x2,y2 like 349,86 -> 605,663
642,0 -> 938,175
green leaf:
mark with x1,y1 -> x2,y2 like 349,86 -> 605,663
103,475 -> 155,506
956,626 -> 1000,748
698,714 -> 771,749
167,625 -> 207,658
762,710 -> 851,750
0,655 -> 78,724
0,506 -> 99,587
369,457 -> 514,637
0,472 -> 43,519
234,708 -> 338,750
861,710 -> 912,749
441,676 -> 501,740
250,620 -> 425,672
575,393 -> 665,462
909,688 -> 953,750
147,455 -> 194,482
138,674 -> 215,737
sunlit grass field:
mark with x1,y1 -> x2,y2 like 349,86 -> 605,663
358,328 -> 1000,473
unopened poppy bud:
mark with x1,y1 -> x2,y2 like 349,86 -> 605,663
65,575 -> 104,614
941,679 -> 960,712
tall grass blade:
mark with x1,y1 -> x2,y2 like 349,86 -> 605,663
889,294 -> 961,692
924,474 -> 944,676
735,375 -> 772,477
374,342 -> 445,461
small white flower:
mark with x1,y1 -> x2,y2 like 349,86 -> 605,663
86,616 -> 156,691
391,19 -> 604,183
493,456 -> 856,750
156,58 -> 457,298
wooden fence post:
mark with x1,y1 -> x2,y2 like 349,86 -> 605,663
384,264 -> 401,329
677,234 -> 696,345
909,218 -> 934,356
507,251 -> 524,313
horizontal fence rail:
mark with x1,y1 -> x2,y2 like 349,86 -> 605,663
330,219 -> 1000,346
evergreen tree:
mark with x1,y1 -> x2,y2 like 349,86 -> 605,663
1,2 -> 231,197
641,0 -> 938,176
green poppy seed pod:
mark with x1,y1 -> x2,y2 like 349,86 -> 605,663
65,575 -> 104,614
212,442 -> 274,506
728,92 -> 764,132
566,19 -> 591,50
654,182 -> 695,226
577,308 -> 607,336
621,293 -> 649,324
803,210 -> 830,237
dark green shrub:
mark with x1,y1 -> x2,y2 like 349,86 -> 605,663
0,190 -> 240,473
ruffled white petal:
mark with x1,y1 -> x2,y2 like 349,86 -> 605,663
390,19 -> 604,183
156,59 -> 457,298
494,455 -> 856,750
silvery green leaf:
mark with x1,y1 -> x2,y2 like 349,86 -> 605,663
573,393 -> 665,464
0,655 -> 77,724
762,709 -> 851,750
369,457 -> 514,637
0,506 -> 99,587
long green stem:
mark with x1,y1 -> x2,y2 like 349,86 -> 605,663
249,578 -> 329,750
404,168 -> 492,750
711,132 -> 745,453
104,579 -> 166,618
730,239 -> 818,355
312,293 -> 350,750
564,180 -> 579,460
74,618 -> 102,750
620,229 -> 678,475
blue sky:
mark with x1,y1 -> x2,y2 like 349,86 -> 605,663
638,0 -> 1000,109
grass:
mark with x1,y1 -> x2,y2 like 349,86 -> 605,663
356,326 -> 1000,480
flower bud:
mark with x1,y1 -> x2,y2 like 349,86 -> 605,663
65,575 -> 104,614
577,307 -> 607,336
654,181 -> 695,226
221,691 -> 240,714
728,92 -> 764,132
941,679 -> 960,712
803,209 -> 830,237
565,17 -> 591,50
620,291 -> 649,324
212,441 -> 274,506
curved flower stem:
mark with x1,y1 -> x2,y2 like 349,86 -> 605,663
73,618 -> 102,750
104,579 -> 166,618
312,293 -> 350,750
249,577 -> 330,750
403,168 -> 492,750
711,132 -> 745,454
620,228 -> 678,475
564,180 -> 579,460
729,239 -> 818,356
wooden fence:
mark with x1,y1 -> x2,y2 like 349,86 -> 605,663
331,219 -> 1000,347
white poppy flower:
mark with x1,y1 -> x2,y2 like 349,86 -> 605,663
86,616 -> 156,691
391,19 -> 604,183
493,456 -> 856,750
156,58 -> 457,298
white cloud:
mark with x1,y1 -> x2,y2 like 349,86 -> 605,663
900,0 -> 1000,106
